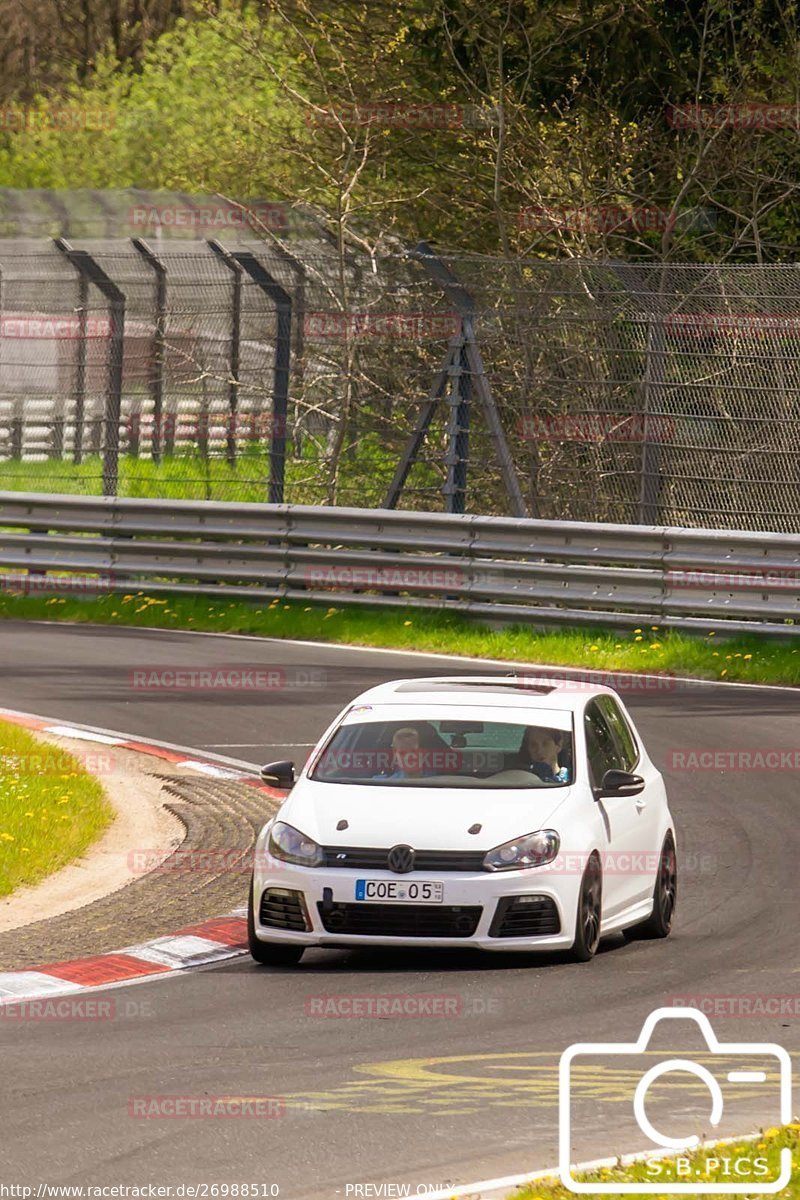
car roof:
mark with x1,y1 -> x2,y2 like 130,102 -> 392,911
350,675 -> 618,711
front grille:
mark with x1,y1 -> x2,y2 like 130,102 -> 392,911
322,846 -> 487,872
489,896 -> 561,938
317,902 -> 482,938
259,888 -> 309,931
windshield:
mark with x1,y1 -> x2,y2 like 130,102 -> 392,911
309,716 -> 574,788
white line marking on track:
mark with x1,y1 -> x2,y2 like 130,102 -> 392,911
44,725 -> 123,744
28,617 -> 800,695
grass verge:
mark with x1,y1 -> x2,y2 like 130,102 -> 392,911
515,1125 -> 799,1199
0,719 -> 114,898
1,587 -> 800,685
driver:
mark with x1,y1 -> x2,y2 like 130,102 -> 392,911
374,727 -> 436,780
515,726 -> 570,784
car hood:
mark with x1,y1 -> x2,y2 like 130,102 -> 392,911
274,778 -> 572,851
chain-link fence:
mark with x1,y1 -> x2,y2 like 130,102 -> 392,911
1,223 -> 799,530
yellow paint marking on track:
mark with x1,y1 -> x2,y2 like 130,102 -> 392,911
242,1049 -> 786,1116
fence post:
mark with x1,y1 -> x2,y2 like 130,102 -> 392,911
208,240 -> 243,467
73,274 -> 89,464
55,238 -> 125,497
131,238 -> 167,464
639,316 -> 665,524
226,249 -> 292,503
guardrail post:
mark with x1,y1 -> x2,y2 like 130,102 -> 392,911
55,239 -> 125,496
208,240 -> 243,467
132,238 -> 167,464
226,249 -> 291,503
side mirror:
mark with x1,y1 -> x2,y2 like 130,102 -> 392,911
597,768 -> 645,799
260,760 -> 296,788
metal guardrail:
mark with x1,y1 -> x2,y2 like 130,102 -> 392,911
0,491 -> 798,636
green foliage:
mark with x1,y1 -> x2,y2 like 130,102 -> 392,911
0,720 -> 113,897
0,0 -> 797,257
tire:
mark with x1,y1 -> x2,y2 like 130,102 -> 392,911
626,834 -> 677,941
570,854 -> 602,962
247,877 -> 305,966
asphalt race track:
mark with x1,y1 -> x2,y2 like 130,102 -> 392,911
0,620 -> 798,1197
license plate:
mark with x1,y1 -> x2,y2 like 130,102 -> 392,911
355,880 -> 444,903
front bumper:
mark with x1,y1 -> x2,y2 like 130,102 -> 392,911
251,856 -> 582,952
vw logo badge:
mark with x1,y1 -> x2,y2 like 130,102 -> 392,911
387,844 -> 415,874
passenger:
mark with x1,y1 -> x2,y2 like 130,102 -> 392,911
515,726 -> 570,784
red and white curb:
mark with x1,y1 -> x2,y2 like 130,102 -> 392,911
0,707 -> 283,1007
0,705 -> 265,781
0,912 -> 250,1006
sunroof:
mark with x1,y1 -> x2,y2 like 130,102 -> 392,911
394,679 -> 555,695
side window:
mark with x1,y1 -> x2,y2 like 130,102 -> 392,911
584,701 -> 623,788
597,696 -> 639,771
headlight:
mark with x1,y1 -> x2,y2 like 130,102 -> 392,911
483,829 -> 560,872
267,821 -> 324,867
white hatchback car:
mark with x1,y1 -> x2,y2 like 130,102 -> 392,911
248,676 -> 677,965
